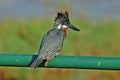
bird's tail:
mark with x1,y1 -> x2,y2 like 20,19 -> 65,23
30,58 -> 44,69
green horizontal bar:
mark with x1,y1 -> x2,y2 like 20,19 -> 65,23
0,54 -> 120,70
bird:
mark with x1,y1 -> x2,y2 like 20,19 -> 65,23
30,11 -> 80,69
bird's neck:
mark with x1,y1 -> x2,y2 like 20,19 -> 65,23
53,24 -> 68,32
53,24 -> 67,38
63,27 -> 67,33
63,27 -> 67,38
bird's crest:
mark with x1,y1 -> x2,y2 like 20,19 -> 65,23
55,11 -> 69,21
56,11 -> 68,18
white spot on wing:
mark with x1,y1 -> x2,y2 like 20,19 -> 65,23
56,53 -> 60,56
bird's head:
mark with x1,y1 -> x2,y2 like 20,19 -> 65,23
54,11 -> 80,32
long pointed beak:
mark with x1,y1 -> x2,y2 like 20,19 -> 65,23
67,24 -> 80,31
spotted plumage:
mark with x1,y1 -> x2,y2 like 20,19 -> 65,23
30,11 -> 80,69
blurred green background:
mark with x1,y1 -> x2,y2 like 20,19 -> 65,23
0,0 -> 120,80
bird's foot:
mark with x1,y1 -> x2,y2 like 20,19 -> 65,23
45,59 -> 51,67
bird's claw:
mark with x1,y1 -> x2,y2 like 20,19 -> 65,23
45,59 -> 50,67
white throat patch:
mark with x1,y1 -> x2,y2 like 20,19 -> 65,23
62,25 -> 68,28
57,24 -> 68,29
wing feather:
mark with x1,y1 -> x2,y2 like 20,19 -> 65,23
30,28 -> 65,68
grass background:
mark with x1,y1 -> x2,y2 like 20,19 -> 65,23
0,17 -> 120,80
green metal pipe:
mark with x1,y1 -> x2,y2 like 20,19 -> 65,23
0,54 -> 120,70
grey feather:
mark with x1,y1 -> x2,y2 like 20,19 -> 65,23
30,57 -> 43,69
30,28 -> 65,68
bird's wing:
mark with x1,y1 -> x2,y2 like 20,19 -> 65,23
38,29 -> 56,53
39,33 -> 48,51
30,29 -> 65,69
39,29 -> 65,58
30,29 -> 54,69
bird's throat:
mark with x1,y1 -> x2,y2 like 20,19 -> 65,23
63,28 -> 67,32
63,28 -> 67,37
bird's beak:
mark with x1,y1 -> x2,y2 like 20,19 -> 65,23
67,24 -> 80,31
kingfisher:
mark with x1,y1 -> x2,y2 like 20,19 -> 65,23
30,11 -> 80,69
